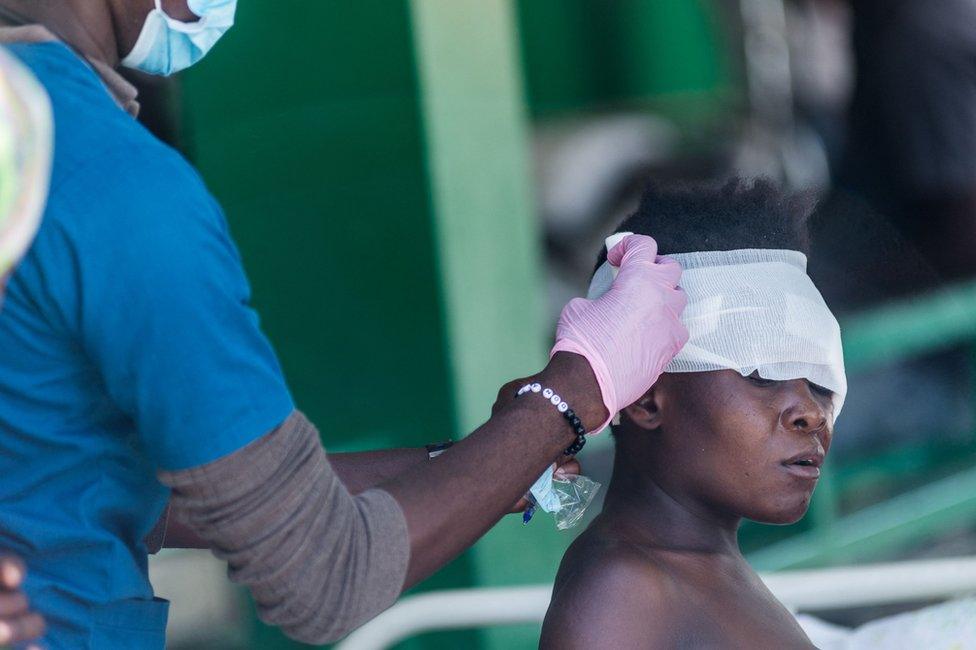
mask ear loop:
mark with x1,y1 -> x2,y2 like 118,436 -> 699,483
120,3 -> 165,69
160,1 -> 235,35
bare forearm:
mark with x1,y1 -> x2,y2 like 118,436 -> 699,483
381,352 -> 605,587
327,448 -> 428,494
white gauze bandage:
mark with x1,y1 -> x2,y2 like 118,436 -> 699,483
588,232 -> 847,419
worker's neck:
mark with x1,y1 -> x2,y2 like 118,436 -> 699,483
0,0 -> 123,67
602,446 -> 742,556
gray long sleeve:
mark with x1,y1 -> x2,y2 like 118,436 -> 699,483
157,411 -> 410,644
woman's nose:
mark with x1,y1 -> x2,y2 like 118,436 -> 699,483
780,381 -> 828,434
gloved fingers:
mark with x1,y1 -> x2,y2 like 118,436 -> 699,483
0,611 -> 45,645
654,255 -> 683,286
606,233 -> 658,268
668,285 -> 689,317
612,244 -> 683,291
0,557 -> 24,590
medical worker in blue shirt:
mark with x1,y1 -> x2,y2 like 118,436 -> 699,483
0,1 -> 688,648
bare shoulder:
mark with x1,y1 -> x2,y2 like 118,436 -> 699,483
540,531 -> 686,649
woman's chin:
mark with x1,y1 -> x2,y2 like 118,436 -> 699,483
748,497 -> 812,526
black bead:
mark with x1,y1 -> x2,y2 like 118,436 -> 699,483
564,434 -> 586,455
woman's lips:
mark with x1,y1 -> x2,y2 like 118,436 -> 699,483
782,462 -> 821,480
781,449 -> 824,481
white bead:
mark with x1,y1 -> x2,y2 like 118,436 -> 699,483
550,394 -> 561,405
530,383 -> 542,393
517,385 -> 529,395
542,388 -> 554,399
558,402 -> 569,412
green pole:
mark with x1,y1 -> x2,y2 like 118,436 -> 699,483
410,3 -> 577,648
409,0 -> 545,429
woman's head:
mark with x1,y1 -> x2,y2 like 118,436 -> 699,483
605,177 -> 831,525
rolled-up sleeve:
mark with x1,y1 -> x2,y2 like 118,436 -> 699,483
158,411 -> 410,644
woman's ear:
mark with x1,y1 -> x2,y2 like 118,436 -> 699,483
621,385 -> 664,431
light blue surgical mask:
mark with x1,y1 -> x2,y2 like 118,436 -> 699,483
121,0 -> 237,76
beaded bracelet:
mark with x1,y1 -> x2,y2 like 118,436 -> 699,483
515,382 -> 587,456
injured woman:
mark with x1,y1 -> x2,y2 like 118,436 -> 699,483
540,178 -> 848,648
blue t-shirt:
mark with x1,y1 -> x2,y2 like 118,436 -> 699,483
0,43 -> 294,649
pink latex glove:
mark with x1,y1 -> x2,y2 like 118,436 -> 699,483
550,234 -> 688,432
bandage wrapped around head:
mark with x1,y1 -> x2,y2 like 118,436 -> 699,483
588,232 -> 847,419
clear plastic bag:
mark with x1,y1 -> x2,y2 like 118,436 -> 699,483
525,473 -> 602,530
550,474 -> 601,530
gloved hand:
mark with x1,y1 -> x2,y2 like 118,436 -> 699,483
550,234 -> 688,432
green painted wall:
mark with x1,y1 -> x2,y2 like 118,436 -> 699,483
181,1 -> 456,455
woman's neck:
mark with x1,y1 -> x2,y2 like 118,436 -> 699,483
601,449 -> 742,557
